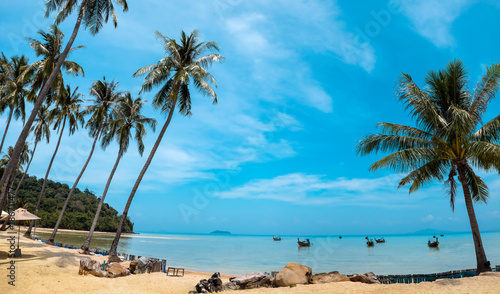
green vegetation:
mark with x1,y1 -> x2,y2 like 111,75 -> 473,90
15,174 -> 134,232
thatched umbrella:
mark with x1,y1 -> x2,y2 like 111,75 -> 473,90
8,208 -> 40,257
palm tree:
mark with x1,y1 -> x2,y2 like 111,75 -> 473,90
25,85 -> 83,237
0,55 -> 34,154
0,0 -> 128,207
356,60 -> 500,274
81,93 -> 156,252
24,24 -> 85,102
13,105 -> 53,202
0,144 -> 31,211
48,77 -> 121,243
108,30 -> 224,260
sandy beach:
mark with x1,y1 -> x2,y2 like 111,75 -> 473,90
1,229 -> 499,293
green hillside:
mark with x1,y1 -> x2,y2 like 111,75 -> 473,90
12,174 -> 133,233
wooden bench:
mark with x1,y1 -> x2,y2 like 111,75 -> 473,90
166,267 -> 184,277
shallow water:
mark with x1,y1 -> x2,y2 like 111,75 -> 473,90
34,230 -> 500,275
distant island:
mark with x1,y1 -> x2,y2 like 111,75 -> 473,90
210,230 -> 231,235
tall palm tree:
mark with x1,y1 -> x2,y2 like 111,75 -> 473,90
25,85 -> 83,237
357,60 -> 500,274
24,24 -> 85,102
0,144 -> 31,211
108,30 -> 224,260
81,93 -> 156,252
0,0 -> 128,207
48,77 -> 121,243
13,105 -> 53,201
0,55 -> 34,154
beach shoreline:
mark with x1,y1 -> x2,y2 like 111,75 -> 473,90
1,229 -> 500,293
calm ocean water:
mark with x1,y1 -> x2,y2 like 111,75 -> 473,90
34,230 -> 500,275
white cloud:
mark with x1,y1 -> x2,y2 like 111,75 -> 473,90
214,172 -> 423,206
400,0 -> 473,48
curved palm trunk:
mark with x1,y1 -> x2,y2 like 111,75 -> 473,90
0,175 -> 13,212
48,125 -> 102,243
0,140 -> 38,231
25,119 -> 66,238
0,108 -> 13,154
108,97 -> 178,260
0,1 -> 87,202
457,165 -> 491,274
81,142 -> 125,252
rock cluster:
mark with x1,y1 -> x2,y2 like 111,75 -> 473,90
223,272 -> 275,290
311,271 -> 350,284
78,257 -> 130,278
195,272 -> 223,293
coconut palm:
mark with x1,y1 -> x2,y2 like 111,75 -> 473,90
80,93 -> 156,252
108,30 -> 224,259
13,105 -> 53,202
0,143 -> 31,211
25,85 -> 83,237
356,60 -> 500,274
0,0 -> 128,205
48,77 -> 121,243
24,24 -> 84,102
0,55 -> 34,154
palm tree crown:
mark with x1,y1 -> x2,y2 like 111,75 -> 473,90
84,77 -> 121,137
102,93 -> 157,155
24,24 -> 84,98
50,85 -> 84,136
0,55 -> 34,121
134,30 -> 224,115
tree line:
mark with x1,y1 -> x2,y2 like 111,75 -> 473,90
0,0 -> 223,258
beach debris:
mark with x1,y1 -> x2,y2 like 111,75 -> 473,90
349,272 -> 380,284
310,271 -> 350,284
224,272 -> 275,290
107,263 -> 131,278
195,272 -> 223,293
78,257 -> 107,277
275,262 -> 312,287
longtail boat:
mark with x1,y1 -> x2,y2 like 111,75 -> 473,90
273,236 -> 281,241
297,238 -> 311,247
365,236 -> 374,247
428,236 -> 439,247
375,238 -> 385,243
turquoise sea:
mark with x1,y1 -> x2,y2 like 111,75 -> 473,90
34,230 -> 500,276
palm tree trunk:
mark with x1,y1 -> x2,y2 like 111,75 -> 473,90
0,1 -> 87,201
48,125 -> 102,243
25,118 -> 66,238
108,97 -> 178,260
81,142 -> 125,252
0,175 -> 12,212
457,165 -> 492,274
0,140 -> 38,231
0,108 -> 13,154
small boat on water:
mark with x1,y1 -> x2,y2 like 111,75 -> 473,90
374,238 -> 385,243
428,236 -> 439,247
273,235 -> 281,241
365,237 -> 374,247
339,236 -> 342,239
297,238 -> 311,247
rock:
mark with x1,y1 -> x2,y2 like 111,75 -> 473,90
223,281 -> 240,291
107,263 -> 131,278
275,262 -> 312,287
129,260 -> 138,273
228,272 -> 275,289
195,272 -> 223,293
350,272 -> 380,284
136,257 -> 155,274
78,257 -> 106,278
311,271 -> 350,284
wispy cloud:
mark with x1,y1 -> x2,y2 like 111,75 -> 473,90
214,172 -> 431,207
400,0 -> 473,48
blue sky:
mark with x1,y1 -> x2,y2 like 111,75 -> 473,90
1,0 -> 500,235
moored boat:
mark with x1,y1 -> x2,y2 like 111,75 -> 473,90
297,238 -> 311,247
365,236 -> 375,247
375,237 -> 385,243
273,235 -> 281,241
428,236 -> 439,247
